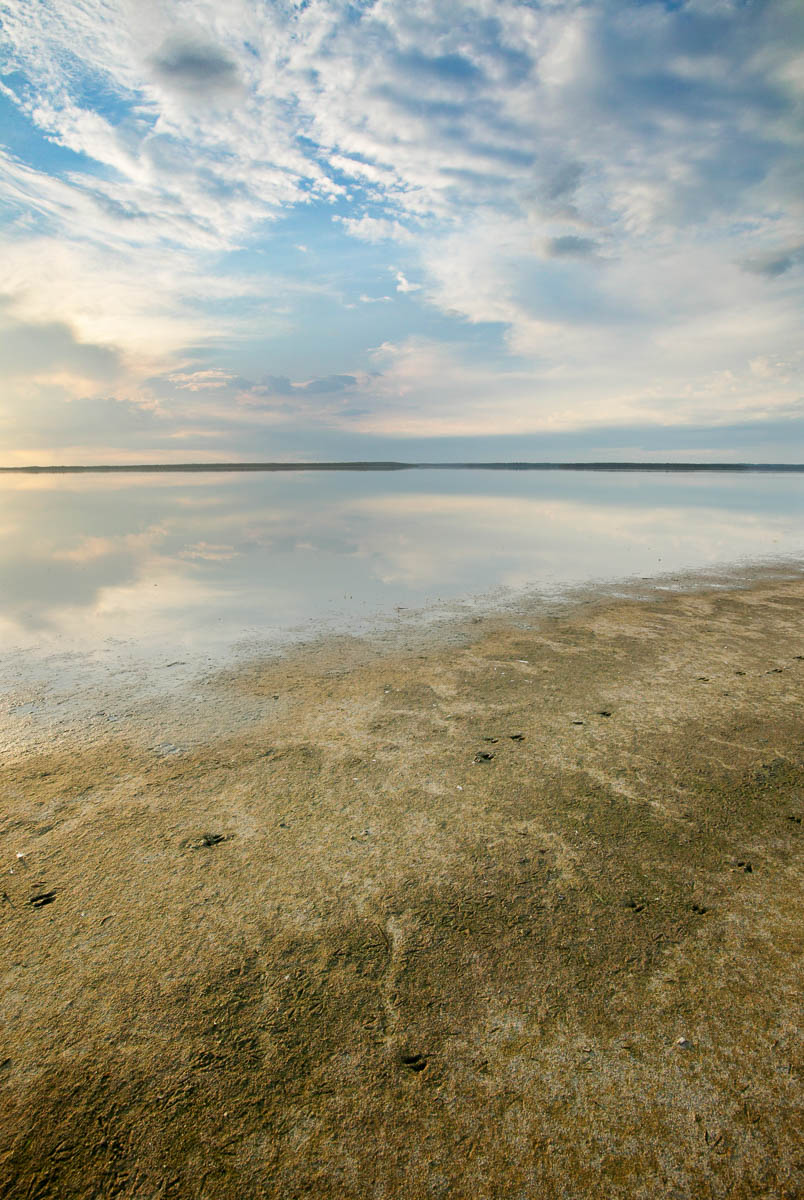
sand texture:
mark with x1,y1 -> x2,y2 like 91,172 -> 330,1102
1,579 -> 802,1199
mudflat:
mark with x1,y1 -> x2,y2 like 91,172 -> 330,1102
1,578 -> 802,1199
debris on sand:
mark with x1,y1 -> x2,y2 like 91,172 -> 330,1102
185,832 -> 232,850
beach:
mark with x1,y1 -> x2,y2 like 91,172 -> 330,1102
1,575 -> 802,1199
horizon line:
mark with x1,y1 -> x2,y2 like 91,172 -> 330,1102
2,461 -> 804,474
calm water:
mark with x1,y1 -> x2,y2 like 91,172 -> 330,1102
1,469 -> 803,681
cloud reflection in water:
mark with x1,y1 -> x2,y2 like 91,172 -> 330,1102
1,470 -> 801,664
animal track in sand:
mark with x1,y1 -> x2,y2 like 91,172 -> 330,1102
400,1052 -> 428,1073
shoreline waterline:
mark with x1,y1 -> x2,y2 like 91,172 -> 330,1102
2,459 -> 804,474
3,556 -> 803,760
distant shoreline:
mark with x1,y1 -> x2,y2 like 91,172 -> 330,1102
2,461 -> 804,474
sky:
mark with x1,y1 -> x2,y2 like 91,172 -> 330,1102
0,0 -> 802,465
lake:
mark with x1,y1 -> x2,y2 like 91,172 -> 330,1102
1,467 -> 803,692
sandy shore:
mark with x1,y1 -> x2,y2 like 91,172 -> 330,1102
1,577 -> 802,1199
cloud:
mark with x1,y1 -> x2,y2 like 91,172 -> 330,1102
150,37 -> 241,95
536,161 -> 585,218
239,373 -> 360,402
545,235 -> 600,259
179,542 -> 239,562
344,333 -> 804,440
742,245 -> 804,279
336,216 -> 415,244
4,0 -> 801,254
259,376 -> 296,398
0,0 -> 801,459
301,374 -> 358,395
168,369 -> 240,391
0,305 -> 121,383
394,271 -> 421,293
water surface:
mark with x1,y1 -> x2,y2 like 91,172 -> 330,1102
1,468 -> 802,688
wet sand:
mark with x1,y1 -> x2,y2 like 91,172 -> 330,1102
1,578 -> 802,1199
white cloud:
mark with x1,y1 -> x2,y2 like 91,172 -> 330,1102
0,0 -> 801,454
336,216 -> 415,244
393,270 -> 420,293
337,334 -> 804,439
168,369 -> 238,391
